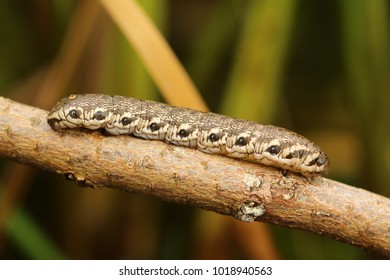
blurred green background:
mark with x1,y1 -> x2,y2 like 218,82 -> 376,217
0,0 -> 389,259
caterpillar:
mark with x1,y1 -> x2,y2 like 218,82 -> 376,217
47,94 -> 329,176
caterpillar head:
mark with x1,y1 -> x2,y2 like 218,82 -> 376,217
47,94 -> 113,131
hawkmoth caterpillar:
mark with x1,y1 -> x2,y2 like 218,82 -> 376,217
47,94 -> 329,176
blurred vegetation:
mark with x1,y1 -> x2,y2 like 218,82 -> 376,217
0,0 -> 389,260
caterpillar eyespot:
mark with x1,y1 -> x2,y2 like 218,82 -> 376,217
235,137 -> 247,147
47,94 -> 329,177
208,133 -> 219,142
266,145 -> 281,155
178,129 -> 189,138
121,117 -> 131,126
68,109 -> 80,119
149,122 -> 160,132
94,111 -> 106,120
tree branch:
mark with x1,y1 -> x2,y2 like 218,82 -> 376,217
0,96 -> 389,257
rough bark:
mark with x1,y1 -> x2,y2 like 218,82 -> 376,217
0,96 -> 389,257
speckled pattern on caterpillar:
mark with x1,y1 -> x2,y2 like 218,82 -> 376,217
47,94 -> 329,176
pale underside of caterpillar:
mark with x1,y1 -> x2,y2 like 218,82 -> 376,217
46,94 -> 329,177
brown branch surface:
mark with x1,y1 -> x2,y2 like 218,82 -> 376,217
0,96 -> 389,257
